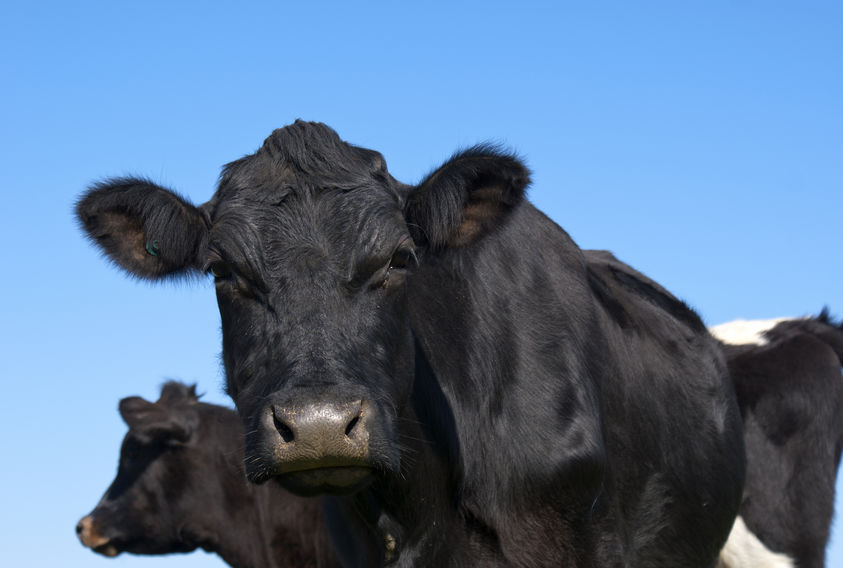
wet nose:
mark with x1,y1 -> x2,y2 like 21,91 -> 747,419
272,399 -> 365,444
257,398 -> 371,477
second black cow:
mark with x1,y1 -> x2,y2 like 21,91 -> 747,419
77,121 -> 745,566
77,381 -> 339,568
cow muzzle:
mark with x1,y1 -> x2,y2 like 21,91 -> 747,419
247,398 -> 374,495
76,515 -> 120,557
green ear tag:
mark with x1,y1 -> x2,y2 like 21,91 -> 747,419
145,240 -> 160,256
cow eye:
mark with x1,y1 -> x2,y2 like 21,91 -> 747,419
380,247 -> 415,288
208,261 -> 233,280
389,249 -> 413,271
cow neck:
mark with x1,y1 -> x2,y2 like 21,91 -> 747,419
192,474 -> 281,568
353,437 -> 463,563
348,346 -> 475,564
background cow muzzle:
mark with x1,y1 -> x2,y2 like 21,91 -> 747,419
247,397 -> 375,495
76,514 -> 120,557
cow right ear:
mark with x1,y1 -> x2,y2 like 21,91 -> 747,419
404,145 -> 530,251
75,178 -> 209,280
118,396 -> 195,443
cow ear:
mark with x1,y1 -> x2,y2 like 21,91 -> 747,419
118,395 -> 196,443
404,145 -> 530,250
75,178 -> 209,280
119,396 -> 164,431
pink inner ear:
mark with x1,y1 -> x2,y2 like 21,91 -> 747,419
99,210 -> 148,260
93,210 -> 167,278
451,184 -> 505,247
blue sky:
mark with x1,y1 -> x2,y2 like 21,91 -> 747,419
1,2 -> 841,566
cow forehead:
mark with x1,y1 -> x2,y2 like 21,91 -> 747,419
204,122 -> 411,283
209,182 -> 405,258
210,124 -> 402,225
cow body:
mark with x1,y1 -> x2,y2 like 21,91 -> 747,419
77,382 -> 339,568
77,121 -> 745,566
711,313 -> 843,568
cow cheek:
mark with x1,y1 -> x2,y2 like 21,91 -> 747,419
391,329 -> 416,407
216,294 -> 267,398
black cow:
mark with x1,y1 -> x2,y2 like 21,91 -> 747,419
711,312 -> 843,568
76,121 -> 745,566
76,381 -> 339,568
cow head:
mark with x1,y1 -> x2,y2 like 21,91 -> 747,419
76,383 -> 212,556
77,121 -> 530,495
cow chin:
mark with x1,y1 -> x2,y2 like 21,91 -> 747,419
275,466 -> 375,496
94,544 -> 122,558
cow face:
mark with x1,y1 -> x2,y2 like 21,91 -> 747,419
76,384 -> 203,556
76,121 -> 529,496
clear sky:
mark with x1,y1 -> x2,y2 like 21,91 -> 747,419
2,2 -> 841,567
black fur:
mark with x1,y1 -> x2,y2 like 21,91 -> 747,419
77,121 -> 745,567
77,381 -> 339,568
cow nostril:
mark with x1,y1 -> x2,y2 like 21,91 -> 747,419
345,414 -> 360,437
273,413 -> 295,443
76,521 -> 83,535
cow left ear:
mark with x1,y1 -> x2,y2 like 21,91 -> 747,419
75,177 -> 209,280
118,396 -> 196,443
404,146 -> 530,250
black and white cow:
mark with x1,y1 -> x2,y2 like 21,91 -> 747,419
76,121 -> 745,566
77,381 -> 339,568
711,312 -> 843,568
584,252 -> 843,567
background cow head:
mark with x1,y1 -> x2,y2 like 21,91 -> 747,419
76,121 -> 530,495
77,383 -> 210,556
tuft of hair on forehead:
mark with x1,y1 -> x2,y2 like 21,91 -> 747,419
157,381 -> 200,406
219,120 -> 389,196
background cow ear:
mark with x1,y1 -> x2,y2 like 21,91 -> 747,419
75,178 -> 209,280
404,145 -> 530,250
118,395 -> 196,443
119,396 -> 165,430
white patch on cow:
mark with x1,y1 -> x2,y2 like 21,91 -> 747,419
709,318 -> 792,346
717,516 -> 794,568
